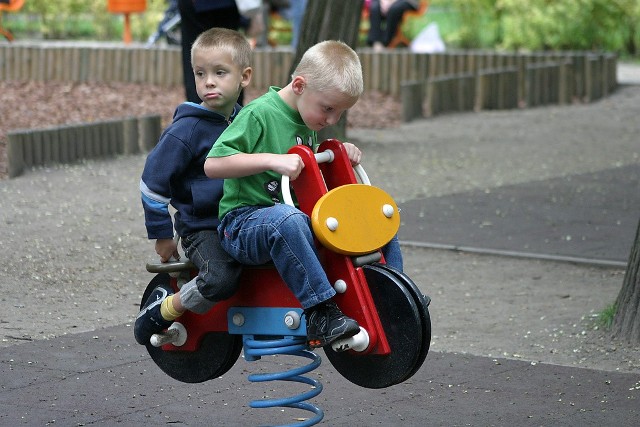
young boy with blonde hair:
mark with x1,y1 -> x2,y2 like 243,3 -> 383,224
135,28 -> 252,345
204,40 -> 402,349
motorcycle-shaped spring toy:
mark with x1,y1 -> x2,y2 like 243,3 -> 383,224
140,139 -> 431,425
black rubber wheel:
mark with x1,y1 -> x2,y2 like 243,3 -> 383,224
324,265 -> 424,389
374,263 -> 431,382
140,273 -> 242,383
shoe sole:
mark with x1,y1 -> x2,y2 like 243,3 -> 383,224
307,323 -> 360,349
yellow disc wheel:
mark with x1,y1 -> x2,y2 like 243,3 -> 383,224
311,184 -> 400,255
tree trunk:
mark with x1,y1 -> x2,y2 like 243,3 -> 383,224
612,217 -> 640,343
289,0 -> 364,142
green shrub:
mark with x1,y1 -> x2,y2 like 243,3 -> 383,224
497,0 -> 639,53
428,0 -> 639,54
4,0 -> 640,55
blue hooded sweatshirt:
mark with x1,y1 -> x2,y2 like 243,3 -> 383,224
140,101 -> 239,240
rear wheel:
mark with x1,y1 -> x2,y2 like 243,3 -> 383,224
140,273 -> 242,383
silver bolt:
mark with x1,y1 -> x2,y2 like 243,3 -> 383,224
232,312 -> 245,326
284,311 -> 301,329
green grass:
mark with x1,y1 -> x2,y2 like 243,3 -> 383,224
596,303 -> 617,330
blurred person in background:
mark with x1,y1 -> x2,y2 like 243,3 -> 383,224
178,0 -> 243,103
367,0 -> 418,51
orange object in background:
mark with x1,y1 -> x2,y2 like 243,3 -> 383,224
387,0 -> 429,49
107,0 -> 147,44
0,0 -> 25,42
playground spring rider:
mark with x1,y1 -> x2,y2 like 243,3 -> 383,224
141,139 -> 432,424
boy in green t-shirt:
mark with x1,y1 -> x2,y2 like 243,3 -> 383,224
205,40 -> 401,349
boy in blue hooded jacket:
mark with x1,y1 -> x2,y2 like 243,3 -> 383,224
135,28 -> 252,345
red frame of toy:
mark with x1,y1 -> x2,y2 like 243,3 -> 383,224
161,139 -> 391,356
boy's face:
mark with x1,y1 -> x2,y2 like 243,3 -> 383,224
192,48 -> 251,118
296,81 -> 359,132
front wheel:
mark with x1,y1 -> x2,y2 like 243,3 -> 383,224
324,265 -> 431,388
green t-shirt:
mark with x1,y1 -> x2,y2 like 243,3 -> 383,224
208,87 -> 318,219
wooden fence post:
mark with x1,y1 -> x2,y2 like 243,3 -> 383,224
401,80 -> 424,122
7,132 -> 25,178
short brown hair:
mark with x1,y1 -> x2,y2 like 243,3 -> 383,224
191,27 -> 252,70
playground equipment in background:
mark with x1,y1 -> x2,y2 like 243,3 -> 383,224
107,0 -> 146,44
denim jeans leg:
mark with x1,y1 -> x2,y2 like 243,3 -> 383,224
382,234 -> 404,272
219,205 -> 336,309
181,230 -> 242,313
367,0 -> 384,45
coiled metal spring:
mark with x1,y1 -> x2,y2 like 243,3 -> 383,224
243,336 -> 323,427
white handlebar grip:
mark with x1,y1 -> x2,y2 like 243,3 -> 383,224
281,175 -> 294,206
353,164 -> 371,185
314,150 -> 334,164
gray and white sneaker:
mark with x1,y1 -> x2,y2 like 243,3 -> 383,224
134,285 -> 173,345
304,300 -> 360,349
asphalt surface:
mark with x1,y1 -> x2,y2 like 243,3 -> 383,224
1,67 -> 639,426
1,325 -> 639,426
399,163 -> 639,266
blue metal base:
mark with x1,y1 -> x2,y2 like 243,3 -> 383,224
228,307 -> 306,337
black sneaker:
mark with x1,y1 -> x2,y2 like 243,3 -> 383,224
134,285 -> 173,345
304,300 -> 360,349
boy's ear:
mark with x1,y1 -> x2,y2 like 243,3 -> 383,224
291,76 -> 306,95
241,67 -> 253,88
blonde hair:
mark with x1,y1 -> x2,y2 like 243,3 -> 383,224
191,27 -> 252,70
293,40 -> 363,98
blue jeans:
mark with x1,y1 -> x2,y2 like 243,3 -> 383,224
382,235 -> 403,272
218,205 -> 336,309
180,229 -> 242,313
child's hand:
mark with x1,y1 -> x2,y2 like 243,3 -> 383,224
155,238 -> 180,263
273,153 -> 305,180
343,142 -> 362,166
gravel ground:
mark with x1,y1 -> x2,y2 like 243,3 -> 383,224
1,64 -> 639,375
